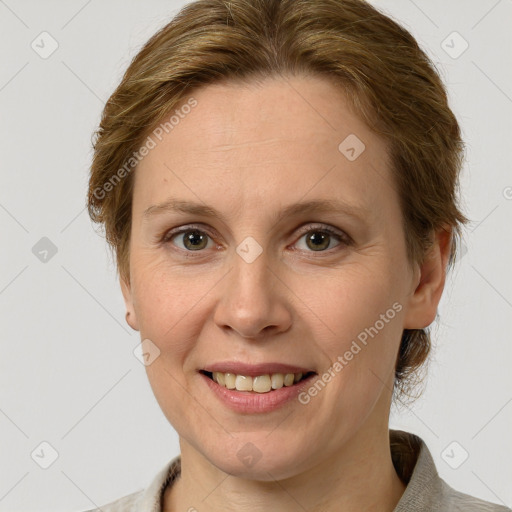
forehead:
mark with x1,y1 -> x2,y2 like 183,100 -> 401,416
133,75 -> 394,222
153,76 -> 382,154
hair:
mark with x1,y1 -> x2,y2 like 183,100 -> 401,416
87,0 -> 469,407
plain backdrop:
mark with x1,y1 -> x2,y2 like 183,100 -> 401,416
0,0 -> 511,510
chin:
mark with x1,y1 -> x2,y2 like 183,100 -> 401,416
204,440 -> 311,481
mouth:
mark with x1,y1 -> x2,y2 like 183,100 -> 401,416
200,369 -> 317,393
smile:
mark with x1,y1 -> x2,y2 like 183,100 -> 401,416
201,370 -> 316,393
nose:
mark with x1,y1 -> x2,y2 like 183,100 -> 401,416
213,247 -> 293,340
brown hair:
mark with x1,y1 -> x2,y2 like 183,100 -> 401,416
87,0 -> 468,405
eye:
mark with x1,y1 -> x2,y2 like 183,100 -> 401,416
162,223 -> 350,255
293,224 -> 349,253
163,226 -> 215,252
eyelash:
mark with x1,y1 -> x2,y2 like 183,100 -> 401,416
160,223 -> 352,256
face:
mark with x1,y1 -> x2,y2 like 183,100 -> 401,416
121,75 -> 441,480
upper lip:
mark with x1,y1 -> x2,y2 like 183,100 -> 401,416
202,362 -> 316,377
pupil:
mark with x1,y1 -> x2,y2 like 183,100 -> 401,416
308,232 -> 328,250
186,231 -> 205,249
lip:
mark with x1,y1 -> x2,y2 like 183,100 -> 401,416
199,370 -> 317,414
202,361 -> 315,377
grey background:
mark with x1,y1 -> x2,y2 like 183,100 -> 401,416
0,0 -> 511,510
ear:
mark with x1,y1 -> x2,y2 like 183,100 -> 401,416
403,227 -> 452,329
120,274 -> 140,331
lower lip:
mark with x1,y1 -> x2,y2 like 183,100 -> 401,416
200,372 -> 316,414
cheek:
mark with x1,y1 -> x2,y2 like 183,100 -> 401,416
303,259 -> 402,351
131,261 -> 213,366
133,255 -> 205,321
133,266 -> 208,430
302,261 -> 403,400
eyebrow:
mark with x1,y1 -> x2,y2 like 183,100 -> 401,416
143,198 -> 368,225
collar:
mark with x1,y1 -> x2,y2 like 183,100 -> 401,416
127,429 -> 502,511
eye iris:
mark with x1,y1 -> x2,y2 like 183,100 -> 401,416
184,230 -> 207,250
176,229 -> 337,252
306,232 -> 329,251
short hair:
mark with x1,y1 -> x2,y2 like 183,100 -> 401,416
87,0 -> 469,406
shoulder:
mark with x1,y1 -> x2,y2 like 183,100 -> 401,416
439,480 -> 511,512
390,429 -> 510,512
77,456 -> 181,512
80,489 -> 143,512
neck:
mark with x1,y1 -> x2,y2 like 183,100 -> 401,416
163,424 -> 406,512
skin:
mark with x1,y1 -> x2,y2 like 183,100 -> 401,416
120,75 -> 451,511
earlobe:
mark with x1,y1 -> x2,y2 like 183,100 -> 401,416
403,228 -> 452,330
120,275 -> 140,331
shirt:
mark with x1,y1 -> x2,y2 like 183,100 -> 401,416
83,429 -> 510,511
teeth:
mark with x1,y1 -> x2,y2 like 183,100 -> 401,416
271,373 -> 284,389
235,375 -> 253,391
224,372 -> 236,389
215,372 -> 225,387
253,375 -> 271,393
210,371 -> 307,393
283,373 -> 295,386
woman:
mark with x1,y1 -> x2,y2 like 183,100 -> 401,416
85,0 -> 509,510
